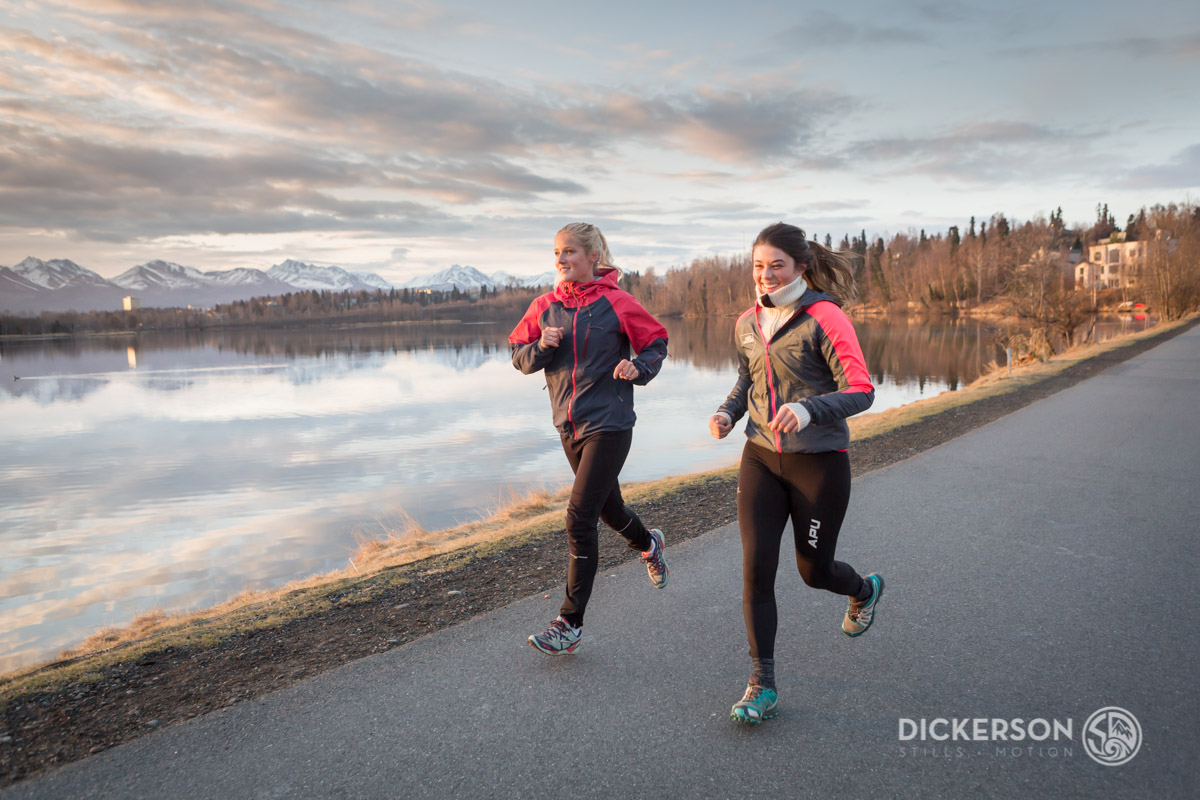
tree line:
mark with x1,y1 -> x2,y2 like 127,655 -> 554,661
3,200 -> 1196,340
629,201 -> 1199,324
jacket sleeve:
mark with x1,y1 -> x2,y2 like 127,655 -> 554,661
508,295 -> 555,374
609,291 -> 669,385
799,301 -> 875,424
717,313 -> 754,423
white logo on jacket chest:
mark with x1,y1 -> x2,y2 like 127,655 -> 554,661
741,333 -> 756,347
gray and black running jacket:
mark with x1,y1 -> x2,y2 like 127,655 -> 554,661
719,287 -> 874,453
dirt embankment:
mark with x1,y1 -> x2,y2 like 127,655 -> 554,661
0,314 -> 1195,788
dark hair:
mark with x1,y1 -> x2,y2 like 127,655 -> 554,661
753,222 -> 858,305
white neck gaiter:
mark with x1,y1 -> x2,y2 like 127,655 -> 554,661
757,277 -> 808,340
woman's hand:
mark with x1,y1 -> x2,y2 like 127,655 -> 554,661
709,414 -> 732,439
768,404 -> 811,434
539,326 -> 564,349
613,359 -> 639,380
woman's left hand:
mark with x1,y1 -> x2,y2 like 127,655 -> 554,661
613,359 -> 640,381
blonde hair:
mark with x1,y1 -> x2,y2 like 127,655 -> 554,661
753,222 -> 858,306
558,222 -> 616,274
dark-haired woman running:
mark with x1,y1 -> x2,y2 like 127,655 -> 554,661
710,222 -> 884,723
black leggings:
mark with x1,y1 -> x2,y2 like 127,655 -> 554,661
738,441 -> 865,659
559,428 -> 652,627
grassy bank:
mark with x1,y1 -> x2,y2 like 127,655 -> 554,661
2,312 -> 1196,702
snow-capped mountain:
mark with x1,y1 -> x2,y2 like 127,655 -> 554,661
112,260 -> 211,291
0,255 -> 541,314
400,264 -> 553,292
12,257 -> 111,290
205,267 -> 286,288
400,264 -> 496,293
267,259 -> 390,292
490,270 -> 556,289
0,266 -> 42,292
353,272 -> 394,291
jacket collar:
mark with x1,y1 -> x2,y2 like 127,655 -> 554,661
757,282 -> 835,311
554,267 -> 620,303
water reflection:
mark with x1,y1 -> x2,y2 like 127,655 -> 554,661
1,313 -> 1138,671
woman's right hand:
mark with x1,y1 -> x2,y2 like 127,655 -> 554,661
709,413 -> 732,439
539,326 -> 564,349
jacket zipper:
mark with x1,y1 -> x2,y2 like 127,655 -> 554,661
753,309 -> 783,453
567,293 -> 580,439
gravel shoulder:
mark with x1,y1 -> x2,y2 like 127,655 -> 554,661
1,315 -> 1195,787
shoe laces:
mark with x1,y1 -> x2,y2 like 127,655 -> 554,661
640,537 -> 665,574
740,685 -> 771,706
847,599 -> 873,624
546,618 -> 576,641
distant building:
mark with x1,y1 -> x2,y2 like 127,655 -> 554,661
1075,230 -> 1180,291
1075,232 -> 1145,290
123,295 -> 141,310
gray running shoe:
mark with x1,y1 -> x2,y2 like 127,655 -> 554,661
842,573 -> 884,637
528,616 -> 581,655
640,528 -> 669,589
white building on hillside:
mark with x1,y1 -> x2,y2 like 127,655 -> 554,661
1077,234 -> 1145,290
123,295 -> 141,310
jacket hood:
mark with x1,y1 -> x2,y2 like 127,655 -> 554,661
554,267 -> 621,302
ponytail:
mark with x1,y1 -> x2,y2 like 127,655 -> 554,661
753,222 -> 858,306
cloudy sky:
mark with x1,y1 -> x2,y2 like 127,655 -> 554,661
1,0 -> 1198,282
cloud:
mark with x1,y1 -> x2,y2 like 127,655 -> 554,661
0,1 -> 865,255
997,32 -> 1200,61
845,121 -> 1099,184
771,11 -> 932,49
1117,144 -> 1200,190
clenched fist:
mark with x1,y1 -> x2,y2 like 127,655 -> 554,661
709,414 -> 732,439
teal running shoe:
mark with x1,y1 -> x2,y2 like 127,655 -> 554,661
640,528 -> 669,589
528,616 -> 581,656
842,573 -> 884,637
730,684 -> 778,724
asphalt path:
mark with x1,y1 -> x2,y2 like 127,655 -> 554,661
6,327 -> 1198,799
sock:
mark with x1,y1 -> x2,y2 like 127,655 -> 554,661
854,576 -> 873,603
642,537 -> 657,556
749,657 -> 776,690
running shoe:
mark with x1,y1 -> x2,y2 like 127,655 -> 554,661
730,684 -> 778,724
842,573 -> 884,637
528,616 -> 582,656
640,528 -> 669,589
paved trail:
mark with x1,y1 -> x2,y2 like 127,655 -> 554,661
6,328 -> 1198,799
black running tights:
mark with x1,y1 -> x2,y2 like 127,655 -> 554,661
738,441 -> 865,659
558,429 -> 652,627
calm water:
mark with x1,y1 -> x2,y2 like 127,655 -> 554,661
0,314 -> 1151,671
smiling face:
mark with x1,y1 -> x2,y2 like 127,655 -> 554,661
752,244 -> 803,295
554,232 -> 597,283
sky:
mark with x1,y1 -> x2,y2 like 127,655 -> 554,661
1,0 -> 1198,283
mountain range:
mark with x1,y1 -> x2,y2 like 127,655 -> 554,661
0,258 -> 555,315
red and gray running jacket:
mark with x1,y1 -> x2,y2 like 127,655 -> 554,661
509,269 -> 668,439
719,287 -> 874,453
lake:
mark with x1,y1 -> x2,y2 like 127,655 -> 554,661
0,313 -> 1152,671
